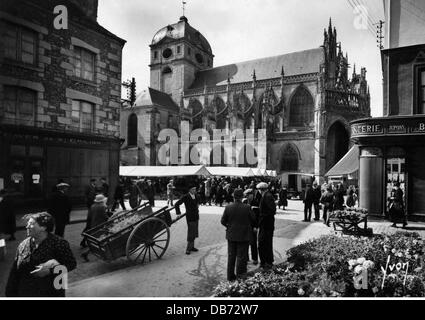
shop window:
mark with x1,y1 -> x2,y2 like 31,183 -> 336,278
71,100 -> 94,132
73,46 -> 95,81
127,113 -> 138,146
4,86 -> 36,125
4,22 -> 36,65
386,158 -> 406,207
289,86 -> 314,127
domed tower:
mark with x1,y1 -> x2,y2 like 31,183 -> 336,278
149,16 -> 214,104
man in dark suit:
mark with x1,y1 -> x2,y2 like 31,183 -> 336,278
175,185 -> 200,255
303,184 -> 315,222
221,189 -> 256,281
145,180 -> 155,207
257,182 -> 276,269
47,183 -> 72,238
312,181 -> 322,221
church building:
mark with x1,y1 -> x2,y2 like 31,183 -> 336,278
121,16 -> 370,191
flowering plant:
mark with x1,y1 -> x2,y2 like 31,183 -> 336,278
214,232 -> 425,297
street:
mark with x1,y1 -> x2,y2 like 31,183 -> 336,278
2,199 -> 425,297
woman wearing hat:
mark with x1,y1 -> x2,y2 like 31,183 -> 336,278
5,212 -> 76,297
175,184 -> 200,255
81,194 -> 110,262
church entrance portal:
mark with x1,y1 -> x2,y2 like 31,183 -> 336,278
326,122 -> 349,171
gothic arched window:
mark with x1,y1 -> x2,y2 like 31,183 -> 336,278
127,113 -> 138,147
289,86 -> 314,127
190,99 -> 203,130
213,97 -> 227,130
280,145 -> 299,172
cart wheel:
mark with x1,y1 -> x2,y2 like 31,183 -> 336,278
126,217 -> 170,263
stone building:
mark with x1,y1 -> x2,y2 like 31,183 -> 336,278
121,16 -> 370,191
0,0 -> 126,206
351,0 -> 425,219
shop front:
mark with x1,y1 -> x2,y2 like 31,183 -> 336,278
351,116 -> 425,220
0,124 -> 121,210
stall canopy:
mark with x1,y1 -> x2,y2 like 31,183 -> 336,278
266,170 -> 277,177
206,166 -> 255,177
325,145 -> 359,177
120,165 -> 210,177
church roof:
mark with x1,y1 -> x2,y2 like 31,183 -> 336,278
151,16 -> 212,54
189,48 -> 324,89
134,87 -> 179,112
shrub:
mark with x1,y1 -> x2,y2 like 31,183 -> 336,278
213,232 -> 425,297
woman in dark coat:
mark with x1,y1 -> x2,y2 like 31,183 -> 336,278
0,189 -> 16,241
6,212 -> 76,297
388,182 -> 407,228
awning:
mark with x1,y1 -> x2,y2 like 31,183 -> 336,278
206,166 -> 255,177
254,169 -> 268,176
266,170 -> 277,177
325,145 -> 359,177
120,165 -> 210,177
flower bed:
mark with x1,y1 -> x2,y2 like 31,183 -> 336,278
213,232 -> 425,297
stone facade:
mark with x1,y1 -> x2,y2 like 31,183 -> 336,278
122,17 -> 370,191
0,0 -> 125,205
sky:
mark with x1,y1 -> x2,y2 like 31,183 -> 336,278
98,0 -> 385,117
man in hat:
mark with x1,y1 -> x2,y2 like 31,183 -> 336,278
175,184 -> 200,255
257,182 -> 276,269
47,182 -> 72,237
145,180 -> 155,207
312,181 -> 322,221
81,194 -> 109,261
221,188 -> 256,281
303,184 -> 315,222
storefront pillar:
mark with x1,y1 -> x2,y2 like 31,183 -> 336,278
359,147 -> 384,215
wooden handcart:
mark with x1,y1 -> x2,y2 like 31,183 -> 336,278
329,210 -> 373,236
82,202 -> 185,264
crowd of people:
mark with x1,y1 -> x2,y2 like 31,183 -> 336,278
302,182 -> 359,225
1,173 -> 409,296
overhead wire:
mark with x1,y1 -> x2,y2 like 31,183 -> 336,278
346,0 -> 377,38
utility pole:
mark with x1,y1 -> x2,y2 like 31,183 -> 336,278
122,77 -> 136,106
375,20 -> 385,50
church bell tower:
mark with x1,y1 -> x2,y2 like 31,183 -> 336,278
149,16 -> 214,104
